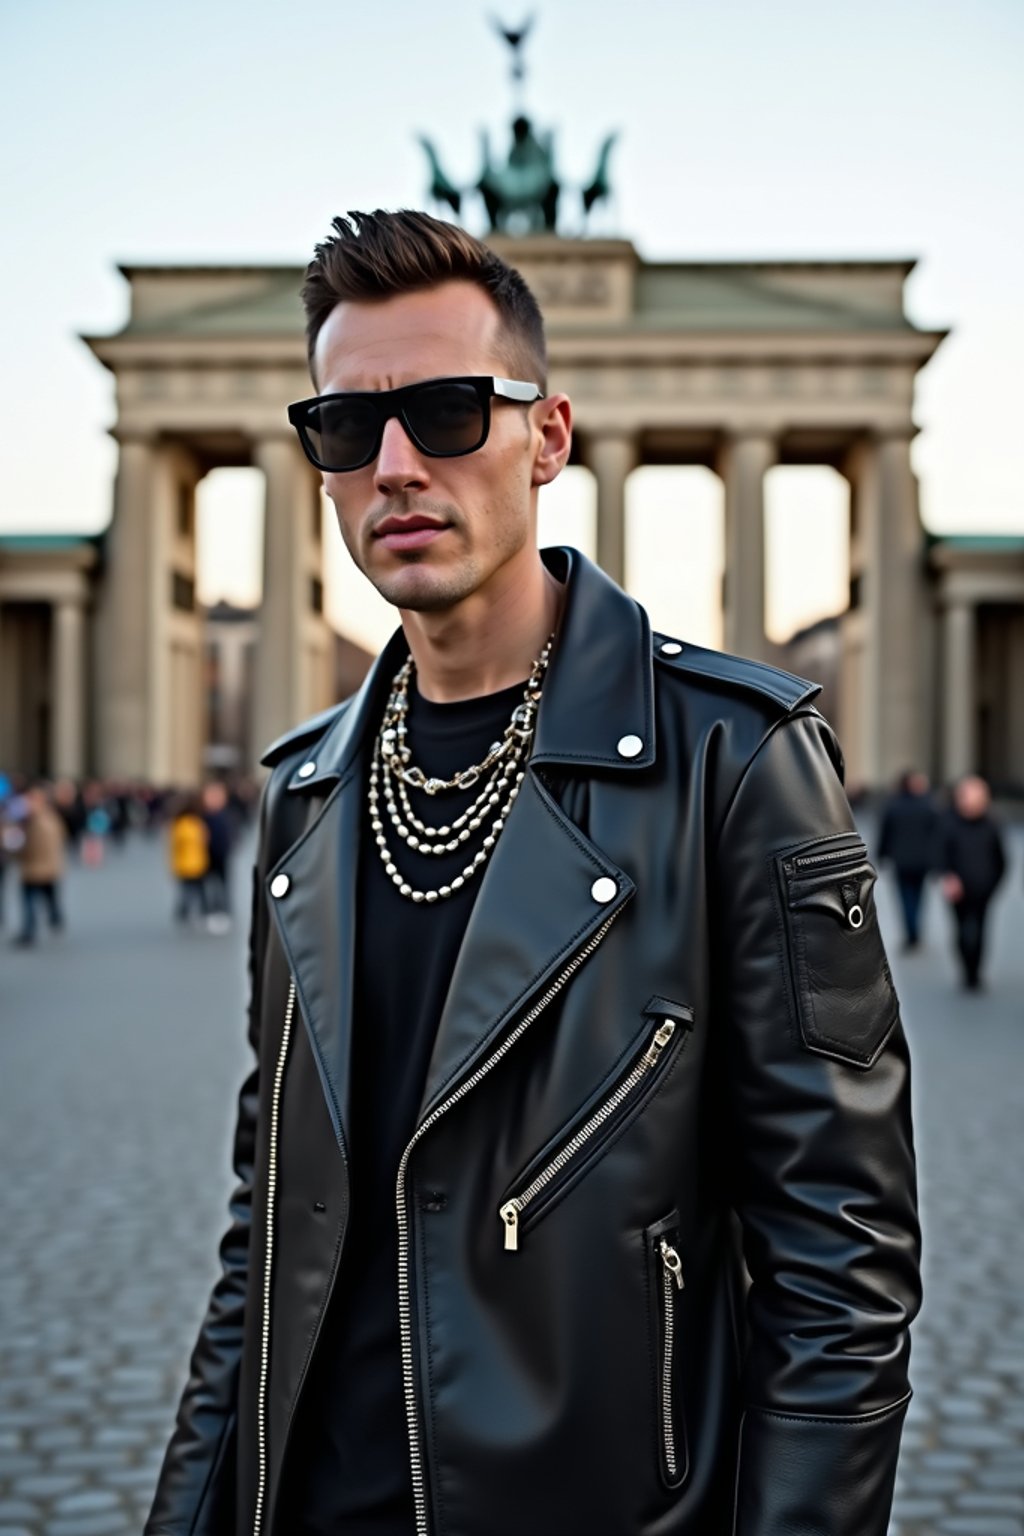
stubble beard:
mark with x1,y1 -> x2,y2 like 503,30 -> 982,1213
342,489 -> 530,616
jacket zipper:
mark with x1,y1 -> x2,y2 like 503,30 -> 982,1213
658,1237 -> 684,1480
253,976 -> 297,1536
791,842 -> 864,872
395,908 -> 621,1536
499,1017 -> 678,1252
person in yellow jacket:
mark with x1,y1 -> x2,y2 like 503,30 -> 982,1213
168,791 -> 210,926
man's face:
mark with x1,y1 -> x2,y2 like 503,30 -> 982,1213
313,280 -> 559,615
955,775 -> 990,818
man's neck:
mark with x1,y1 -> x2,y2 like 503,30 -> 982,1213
399,550 -> 565,703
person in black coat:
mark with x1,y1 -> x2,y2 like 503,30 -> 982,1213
939,774 -> 1007,990
201,780 -> 235,931
878,769 -> 939,950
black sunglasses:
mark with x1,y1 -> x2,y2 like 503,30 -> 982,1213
286,375 -> 543,473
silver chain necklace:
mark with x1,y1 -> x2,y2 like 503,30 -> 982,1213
368,636 -> 554,904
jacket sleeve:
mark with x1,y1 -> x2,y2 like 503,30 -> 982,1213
145,789 -> 272,1535
714,709 -> 921,1536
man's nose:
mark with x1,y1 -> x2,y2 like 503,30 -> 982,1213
374,415 -> 430,496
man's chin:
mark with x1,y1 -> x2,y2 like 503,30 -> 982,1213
370,559 -> 476,615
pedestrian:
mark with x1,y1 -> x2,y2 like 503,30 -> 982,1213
107,781 -> 131,847
80,782 -> 110,867
53,777 -> 86,856
167,791 -> 210,927
878,767 -> 939,949
939,773 -> 1006,991
12,784 -> 66,947
0,772 -> 22,929
201,780 -> 235,933
147,211 -> 920,1536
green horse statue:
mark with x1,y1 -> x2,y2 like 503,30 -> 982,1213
418,117 -> 616,235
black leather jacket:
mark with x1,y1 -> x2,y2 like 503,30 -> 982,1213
147,548 -> 920,1536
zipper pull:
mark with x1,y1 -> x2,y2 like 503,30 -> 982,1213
500,1201 -> 520,1251
660,1237 -> 684,1289
643,1019 -> 676,1067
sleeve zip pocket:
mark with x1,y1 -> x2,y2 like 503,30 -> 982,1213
645,1210 -> 689,1489
775,834 -> 899,1068
498,1001 -> 692,1253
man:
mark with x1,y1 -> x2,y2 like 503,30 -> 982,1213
878,768 -> 939,950
939,773 -> 1006,991
12,783 -> 66,947
147,211 -> 920,1536
202,779 -> 236,933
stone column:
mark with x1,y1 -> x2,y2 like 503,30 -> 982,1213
253,436 -> 317,757
719,433 -> 775,660
96,435 -> 156,778
51,598 -> 86,779
585,434 -> 637,588
853,432 -> 926,787
942,598 -> 976,782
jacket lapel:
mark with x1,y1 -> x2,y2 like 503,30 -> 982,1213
418,770 -> 633,1119
262,626 -> 410,1159
265,775 -> 361,1159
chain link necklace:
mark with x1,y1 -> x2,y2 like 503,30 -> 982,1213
368,636 -> 554,904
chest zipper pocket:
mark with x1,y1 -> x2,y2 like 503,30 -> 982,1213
498,1002 -> 691,1253
646,1210 -> 688,1489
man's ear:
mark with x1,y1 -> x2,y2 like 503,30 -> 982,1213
531,394 -> 573,487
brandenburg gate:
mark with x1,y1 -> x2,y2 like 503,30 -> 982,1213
82,236 -> 944,788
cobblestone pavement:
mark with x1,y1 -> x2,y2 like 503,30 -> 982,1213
0,823 -> 1021,1536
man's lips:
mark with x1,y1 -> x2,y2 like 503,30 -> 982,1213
373,515 -> 451,551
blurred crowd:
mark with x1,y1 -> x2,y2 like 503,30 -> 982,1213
0,772 -> 259,948
1,765 -> 1016,991
878,770 -> 1011,992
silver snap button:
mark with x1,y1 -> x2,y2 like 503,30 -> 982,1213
298,761 -> 317,779
591,876 -> 618,904
616,734 -> 643,759
660,641 -> 683,656
848,904 -> 864,930
270,874 -> 291,899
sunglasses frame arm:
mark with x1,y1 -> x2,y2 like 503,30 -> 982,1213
492,378 -> 544,404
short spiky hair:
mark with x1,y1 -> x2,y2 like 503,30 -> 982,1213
301,209 -> 547,391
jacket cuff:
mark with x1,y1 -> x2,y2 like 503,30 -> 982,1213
732,1394 -> 911,1536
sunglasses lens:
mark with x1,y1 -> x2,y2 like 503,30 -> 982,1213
405,381 -> 485,455
303,396 -> 379,470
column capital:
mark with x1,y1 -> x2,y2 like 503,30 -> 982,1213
578,430 -> 639,472
868,423 -> 918,445
581,428 -> 638,445
251,429 -> 304,457
718,427 -> 778,448
715,432 -> 777,485
111,427 -> 158,448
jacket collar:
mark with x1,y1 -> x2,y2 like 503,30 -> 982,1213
287,546 -> 655,793
531,547 -> 654,771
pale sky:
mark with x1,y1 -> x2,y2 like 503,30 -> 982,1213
2,0 -> 1021,653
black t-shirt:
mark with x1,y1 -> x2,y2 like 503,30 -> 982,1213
287,675 -> 528,1535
